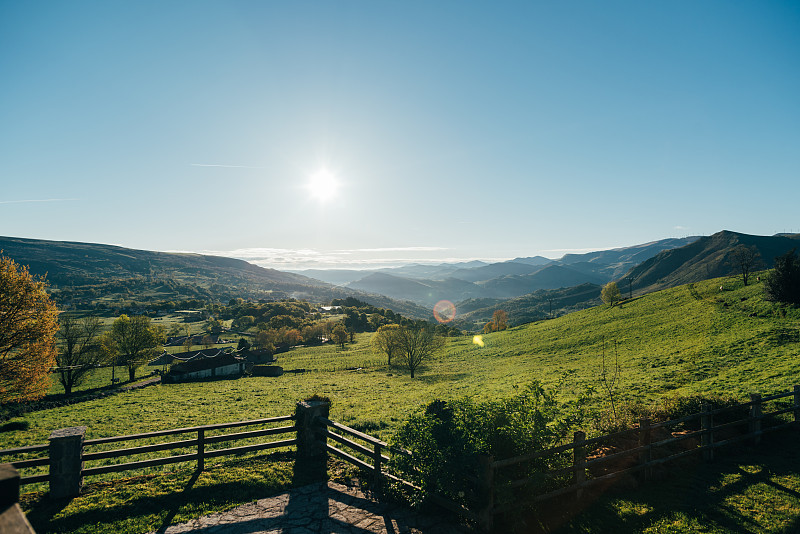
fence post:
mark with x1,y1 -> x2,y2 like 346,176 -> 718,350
197,429 -> 205,472
295,400 -> 331,482
49,426 -> 86,499
0,464 -> 35,533
750,393 -> 762,446
638,418 -> 651,483
373,443 -> 383,487
478,454 -> 494,533
701,404 -> 713,462
793,385 -> 799,427
573,430 -> 586,501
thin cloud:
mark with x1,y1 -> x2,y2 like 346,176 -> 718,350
190,163 -> 266,169
345,246 -> 449,253
170,246 -> 502,271
0,198 -> 79,204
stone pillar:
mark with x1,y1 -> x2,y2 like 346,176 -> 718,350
0,464 -> 36,533
49,426 -> 86,499
0,464 -> 20,510
295,400 -> 330,482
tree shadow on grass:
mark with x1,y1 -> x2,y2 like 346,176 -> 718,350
413,372 -> 471,384
545,431 -> 800,533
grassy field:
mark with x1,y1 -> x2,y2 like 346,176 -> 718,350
4,274 -> 800,532
7,274 -> 800,446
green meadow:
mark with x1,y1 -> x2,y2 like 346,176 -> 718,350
6,274 -> 800,448
3,274 -> 799,532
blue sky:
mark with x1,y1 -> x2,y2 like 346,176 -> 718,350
1,1 -> 798,270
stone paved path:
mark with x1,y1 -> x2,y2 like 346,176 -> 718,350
152,481 -> 469,534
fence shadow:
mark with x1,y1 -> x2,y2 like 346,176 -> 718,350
549,432 -> 800,533
155,470 -> 200,533
22,454 -> 295,534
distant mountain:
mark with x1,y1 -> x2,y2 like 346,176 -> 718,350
291,260 -> 490,285
478,264 -> 605,298
449,261 -> 545,283
621,231 -> 800,294
0,235 -> 316,291
346,272 -> 481,307
508,255 -> 553,266
455,283 -> 603,330
0,236 -> 434,319
316,237 -> 703,308
292,269 -> 374,286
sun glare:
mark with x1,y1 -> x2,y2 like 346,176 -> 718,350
307,169 -> 339,203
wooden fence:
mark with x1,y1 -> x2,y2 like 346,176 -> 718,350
2,388 -> 799,532
0,414 -> 298,495
311,385 -> 800,532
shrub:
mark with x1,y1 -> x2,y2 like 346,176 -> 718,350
389,382 -> 588,508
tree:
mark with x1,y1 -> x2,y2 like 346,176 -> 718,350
254,330 -> 276,351
395,325 -> 446,379
372,324 -> 401,365
0,255 -> 58,403
105,315 -> 164,381
764,248 -> 800,305
484,310 -> 508,333
205,318 -> 224,335
331,324 -> 348,349
729,245 -> 763,286
601,282 -> 621,307
56,315 -> 103,395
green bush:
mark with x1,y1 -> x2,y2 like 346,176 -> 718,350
389,382 -> 588,508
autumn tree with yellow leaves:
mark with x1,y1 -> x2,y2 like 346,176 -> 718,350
0,255 -> 59,403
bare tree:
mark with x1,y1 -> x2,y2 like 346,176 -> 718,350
599,338 -> 622,424
729,245 -> 763,286
396,325 -> 446,378
57,315 -> 103,395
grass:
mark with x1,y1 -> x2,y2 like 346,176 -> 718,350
3,274 -> 800,532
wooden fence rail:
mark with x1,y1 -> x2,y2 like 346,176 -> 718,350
0,414 -> 297,494
2,387 -> 799,532
309,386 -> 800,533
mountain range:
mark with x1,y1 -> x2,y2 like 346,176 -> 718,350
2,231 -> 797,330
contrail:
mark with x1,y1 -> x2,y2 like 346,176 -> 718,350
0,198 -> 79,204
190,163 -> 266,169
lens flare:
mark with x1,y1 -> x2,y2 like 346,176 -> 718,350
473,335 -> 485,347
433,300 -> 456,323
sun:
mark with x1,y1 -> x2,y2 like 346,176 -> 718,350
307,169 -> 340,203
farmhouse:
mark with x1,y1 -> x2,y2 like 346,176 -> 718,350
167,352 -> 246,382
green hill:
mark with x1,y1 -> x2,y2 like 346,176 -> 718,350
0,236 -> 434,319
622,230 -> 800,295
455,282 -> 603,329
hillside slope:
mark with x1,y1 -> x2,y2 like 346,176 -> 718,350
471,274 -> 800,401
0,236 -> 434,319
621,230 -> 800,294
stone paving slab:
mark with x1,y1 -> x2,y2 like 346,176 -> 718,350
152,481 -> 469,534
